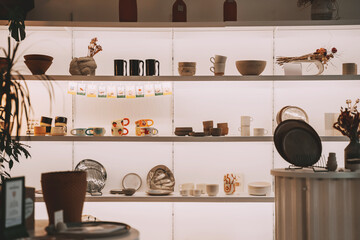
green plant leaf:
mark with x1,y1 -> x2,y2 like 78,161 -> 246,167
9,159 -> 13,169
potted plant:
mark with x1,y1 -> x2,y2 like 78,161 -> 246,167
0,37 -> 54,182
297,0 -> 339,20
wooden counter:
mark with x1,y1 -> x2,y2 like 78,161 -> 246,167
271,169 -> 360,240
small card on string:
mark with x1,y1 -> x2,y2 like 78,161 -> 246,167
136,85 -> 144,98
163,82 -> 172,95
67,82 -> 77,95
126,86 -> 136,99
77,83 -> 86,96
154,83 -> 163,96
98,85 -> 107,98
86,84 -> 97,97
145,84 -> 155,97
117,86 -> 125,98
107,86 -> 116,98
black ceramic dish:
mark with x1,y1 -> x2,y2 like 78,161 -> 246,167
274,119 -> 322,167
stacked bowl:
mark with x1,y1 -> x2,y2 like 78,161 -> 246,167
178,62 -> 196,76
24,54 -> 53,75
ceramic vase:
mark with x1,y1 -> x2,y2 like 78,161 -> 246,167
119,0 -> 137,22
311,0 -> 336,20
344,139 -> 360,170
41,171 -> 87,225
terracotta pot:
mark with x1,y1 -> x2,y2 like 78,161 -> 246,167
24,59 -> 53,75
41,171 -> 87,225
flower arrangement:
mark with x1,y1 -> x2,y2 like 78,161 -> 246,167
333,99 -> 360,141
276,47 -> 337,66
87,37 -> 102,57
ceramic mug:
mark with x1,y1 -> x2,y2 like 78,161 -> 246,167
86,127 -> 106,136
210,55 -> 227,64
51,126 -> 66,136
210,63 -> 226,76
239,126 -> 250,136
55,116 -> 67,133
40,116 -> 52,127
70,128 -> 87,136
135,119 -> 154,127
139,127 -> 158,136
34,126 -> 46,136
241,116 -> 253,126
206,184 -> 219,196
112,118 -> 130,128
111,127 -> 129,136
253,128 -> 268,136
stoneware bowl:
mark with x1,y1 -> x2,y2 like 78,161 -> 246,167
24,54 -> 54,62
25,59 -> 53,75
178,67 -> 196,76
178,62 -> 196,67
236,60 -> 266,76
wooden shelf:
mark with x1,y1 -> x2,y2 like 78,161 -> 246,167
1,20 -> 359,29
35,192 -> 274,203
12,75 -> 360,82
15,136 -> 348,142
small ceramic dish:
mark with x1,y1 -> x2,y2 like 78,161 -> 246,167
146,189 -> 173,196
122,173 -> 142,191
248,182 -> 271,196
189,132 -> 206,137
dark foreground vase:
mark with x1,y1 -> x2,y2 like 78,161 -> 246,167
344,139 -> 360,170
119,0 -> 137,22
41,171 -> 87,224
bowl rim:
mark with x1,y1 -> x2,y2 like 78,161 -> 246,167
24,54 -> 54,61
235,60 -> 267,63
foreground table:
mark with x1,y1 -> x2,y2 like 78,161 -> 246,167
271,169 -> 360,240
28,220 -> 139,240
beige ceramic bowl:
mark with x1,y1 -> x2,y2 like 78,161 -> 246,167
236,60 -> 266,76
248,182 -> 271,196
178,67 -> 196,76
178,62 -> 196,67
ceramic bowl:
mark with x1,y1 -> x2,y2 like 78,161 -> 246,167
248,182 -> 271,196
178,62 -> 196,67
235,60 -> 266,76
178,67 -> 196,76
25,59 -> 53,75
24,54 -> 54,61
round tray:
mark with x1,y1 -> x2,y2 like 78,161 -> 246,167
122,173 -> 142,191
75,159 -> 107,194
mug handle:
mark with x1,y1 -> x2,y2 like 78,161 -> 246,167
85,128 -> 93,136
147,119 -> 154,127
152,128 -> 159,135
140,60 -> 144,76
124,61 -> 127,76
123,118 -> 130,126
122,128 -> 129,136
70,129 -> 76,135
210,57 -> 215,64
210,66 -> 215,73
156,60 -> 160,76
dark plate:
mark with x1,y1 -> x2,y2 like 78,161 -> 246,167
282,127 -> 322,167
46,221 -> 130,238
274,119 -> 321,167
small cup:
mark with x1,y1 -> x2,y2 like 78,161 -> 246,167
180,183 -> 195,190
50,126 -> 66,136
211,128 -> 222,136
206,184 -> 219,196
253,128 -> 268,136
210,55 -> 227,64
193,189 -> 202,197
55,116 -> 67,133
139,127 -> 158,136
40,116 -> 52,127
217,123 -> 229,136
196,184 -> 206,194
34,126 -> 46,136
239,126 -> 250,136
180,189 -> 190,196
343,63 -> 358,75
70,128 -> 86,136
112,127 -> 129,136
86,127 -> 106,136
241,116 -> 253,126
135,119 -> 154,127
210,63 -> 226,76
112,118 -> 130,128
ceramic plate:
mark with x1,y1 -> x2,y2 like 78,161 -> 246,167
277,106 -> 309,124
122,173 -> 142,191
274,120 -> 321,167
146,165 -> 175,191
75,159 -> 107,194
146,189 -> 173,196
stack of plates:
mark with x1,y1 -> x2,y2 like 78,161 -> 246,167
274,120 -> 322,167
248,182 -> 271,196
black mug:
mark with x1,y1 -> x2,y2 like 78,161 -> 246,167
129,59 -> 144,76
145,59 -> 160,76
114,59 -> 127,76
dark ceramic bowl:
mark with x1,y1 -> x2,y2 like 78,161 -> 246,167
24,54 -> 54,61
25,59 -> 53,75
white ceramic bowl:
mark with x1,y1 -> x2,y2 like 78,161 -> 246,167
248,182 -> 271,196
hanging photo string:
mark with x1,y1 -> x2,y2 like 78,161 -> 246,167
68,82 -> 172,99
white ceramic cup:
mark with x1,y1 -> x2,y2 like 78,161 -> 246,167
241,116 -> 253,126
180,189 -> 190,196
238,126 -> 250,136
206,184 -> 219,196
180,183 -> 194,190
70,128 -> 86,136
210,63 -> 226,76
50,126 -> 66,136
283,63 -> 302,75
253,128 -> 268,136
111,127 -> 128,136
193,189 -> 202,197
210,55 -> 227,64
196,183 -> 206,194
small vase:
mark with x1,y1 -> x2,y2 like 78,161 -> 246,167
172,0 -> 187,22
119,0 -> 137,22
69,57 -> 97,76
223,0 -> 237,22
344,139 -> 360,170
41,171 -> 87,224
311,0 -> 336,20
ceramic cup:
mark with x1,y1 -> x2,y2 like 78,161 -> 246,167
211,128 -> 222,136
86,127 -> 106,136
51,126 -> 66,136
135,119 -> 154,127
180,189 -> 190,196
343,63 -> 357,75
34,126 -> 46,136
40,116 -> 52,127
55,116 -> 67,133
241,116 -> 253,126
283,63 -> 302,75
139,127 -> 158,136
203,120 -> 214,135
112,127 -> 129,136
206,184 -> 219,196
70,128 -> 87,136
193,189 -> 202,197
239,126 -> 250,136
112,118 -> 130,128
253,128 -> 268,136
196,183 -> 206,194
217,123 -> 229,135
210,63 -> 226,76
180,183 -> 195,190
210,55 -> 227,64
